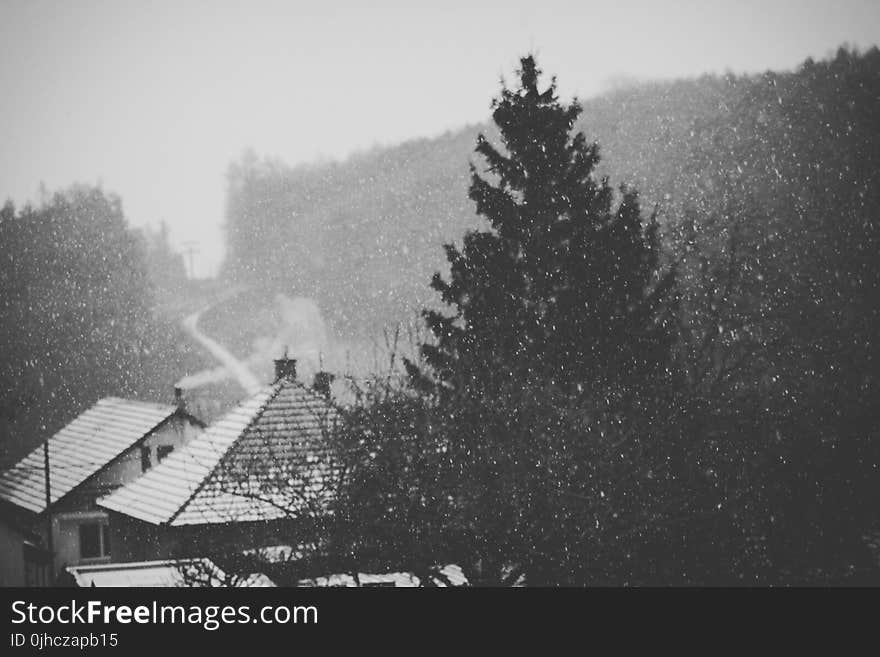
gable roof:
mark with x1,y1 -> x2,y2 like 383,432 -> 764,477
99,378 -> 338,526
0,398 -> 182,514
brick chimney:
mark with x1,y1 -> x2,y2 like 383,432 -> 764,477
312,371 -> 335,399
174,386 -> 186,413
274,354 -> 297,382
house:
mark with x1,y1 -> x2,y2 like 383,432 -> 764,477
60,558 -> 275,587
0,391 -> 204,586
98,357 -> 339,571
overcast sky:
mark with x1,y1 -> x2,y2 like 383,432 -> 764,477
2,0 -> 879,277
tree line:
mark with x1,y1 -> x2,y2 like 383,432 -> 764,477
0,186 -> 210,466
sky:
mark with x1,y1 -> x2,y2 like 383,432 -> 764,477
2,0 -> 879,278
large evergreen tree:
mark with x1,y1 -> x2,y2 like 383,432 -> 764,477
406,56 -> 680,585
416,55 -> 675,398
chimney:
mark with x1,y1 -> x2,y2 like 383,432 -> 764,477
312,371 -> 335,399
174,386 -> 186,413
274,353 -> 297,382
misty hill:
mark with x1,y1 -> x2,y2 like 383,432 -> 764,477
221,46 -> 880,345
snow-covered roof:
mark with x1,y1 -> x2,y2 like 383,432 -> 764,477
0,398 -> 180,514
64,558 -> 275,587
99,378 -> 338,526
298,564 -> 468,587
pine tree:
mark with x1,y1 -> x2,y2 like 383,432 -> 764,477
415,55 -> 675,398
402,56 -> 681,585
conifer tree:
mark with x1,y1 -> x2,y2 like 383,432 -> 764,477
403,56 -> 680,585
415,55 -> 675,398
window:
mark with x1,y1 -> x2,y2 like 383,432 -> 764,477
79,522 -> 110,560
79,524 -> 100,559
157,445 -> 174,462
141,446 -> 151,472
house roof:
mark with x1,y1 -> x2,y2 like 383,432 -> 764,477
298,564 -> 468,587
64,559 -> 275,587
99,378 -> 338,526
0,397 -> 182,514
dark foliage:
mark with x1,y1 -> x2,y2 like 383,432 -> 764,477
417,56 -> 675,397
335,51 -> 880,585
0,186 -> 210,466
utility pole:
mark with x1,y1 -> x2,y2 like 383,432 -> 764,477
43,440 -> 54,579
182,241 -> 199,279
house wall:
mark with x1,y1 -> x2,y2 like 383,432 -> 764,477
85,417 -> 199,493
107,512 -> 304,571
0,519 -> 26,586
106,512 -> 175,563
49,509 -> 111,575
0,505 -> 52,587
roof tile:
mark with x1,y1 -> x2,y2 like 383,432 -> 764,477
99,380 -> 338,526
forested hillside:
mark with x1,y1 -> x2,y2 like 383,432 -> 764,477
0,186 -> 212,466
222,47 -> 879,342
